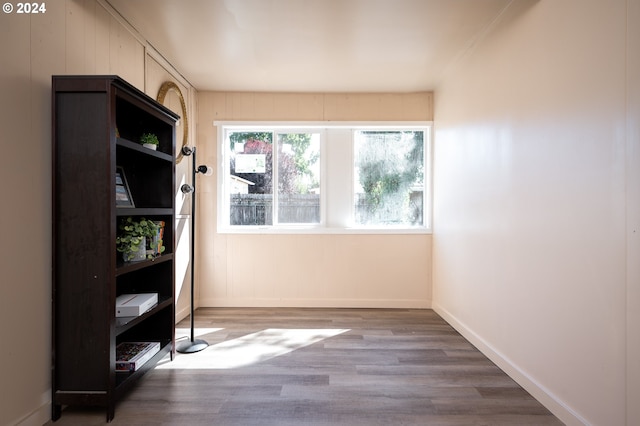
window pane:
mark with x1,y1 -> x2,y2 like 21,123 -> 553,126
229,132 -> 273,225
354,131 -> 424,226
277,133 -> 321,224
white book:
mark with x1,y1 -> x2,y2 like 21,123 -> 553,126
116,293 -> 158,317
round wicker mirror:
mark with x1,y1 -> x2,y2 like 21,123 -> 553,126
157,81 -> 188,163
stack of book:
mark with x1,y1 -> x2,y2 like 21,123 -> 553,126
116,341 -> 160,372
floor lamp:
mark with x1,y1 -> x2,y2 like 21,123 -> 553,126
177,146 -> 212,354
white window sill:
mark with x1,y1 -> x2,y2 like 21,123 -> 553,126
216,226 -> 432,235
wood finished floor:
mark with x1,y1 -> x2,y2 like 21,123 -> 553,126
50,308 -> 563,425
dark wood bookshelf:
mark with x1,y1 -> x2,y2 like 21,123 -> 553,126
51,75 -> 178,422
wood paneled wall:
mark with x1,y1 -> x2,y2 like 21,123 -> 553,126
195,91 -> 433,309
204,92 -> 433,121
0,1 -> 194,424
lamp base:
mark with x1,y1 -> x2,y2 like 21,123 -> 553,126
176,339 -> 209,354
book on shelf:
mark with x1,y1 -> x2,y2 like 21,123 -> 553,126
116,341 -> 161,372
150,220 -> 165,257
116,293 -> 158,317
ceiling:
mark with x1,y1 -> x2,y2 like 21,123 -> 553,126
107,0 -> 513,93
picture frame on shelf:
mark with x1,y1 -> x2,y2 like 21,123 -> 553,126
116,166 -> 135,207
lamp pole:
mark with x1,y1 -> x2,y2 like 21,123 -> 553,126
176,146 -> 209,354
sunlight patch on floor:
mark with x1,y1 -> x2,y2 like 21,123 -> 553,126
158,328 -> 350,369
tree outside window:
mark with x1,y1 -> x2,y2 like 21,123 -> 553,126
354,131 -> 424,226
229,131 -> 320,226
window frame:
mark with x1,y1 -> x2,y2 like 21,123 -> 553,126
216,121 -> 432,234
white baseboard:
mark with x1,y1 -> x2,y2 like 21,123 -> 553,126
198,297 -> 431,309
175,304 -> 191,323
432,302 -> 588,426
14,391 -> 50,426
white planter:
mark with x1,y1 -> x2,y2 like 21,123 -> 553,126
124,238 -> 146,262
143,143 -> 157,150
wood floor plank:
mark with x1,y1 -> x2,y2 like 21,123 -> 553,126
47,308 -> 563,425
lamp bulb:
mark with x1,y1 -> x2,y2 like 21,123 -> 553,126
197,165 -> 213,176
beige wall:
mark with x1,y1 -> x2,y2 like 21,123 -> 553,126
626,0 -> 640,423
0,1 -> 194,424
433,0 -> 639,425
145,53 -> 198,322
196,92 -> 433,308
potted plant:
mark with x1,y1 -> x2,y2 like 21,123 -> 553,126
140,133 -> 159,150
116,217 -> 165,262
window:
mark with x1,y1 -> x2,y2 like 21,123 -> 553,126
218,123 -> 431,233
227,130 -> 321,226
354,130 -> 425,227
277,133 -> 321,224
